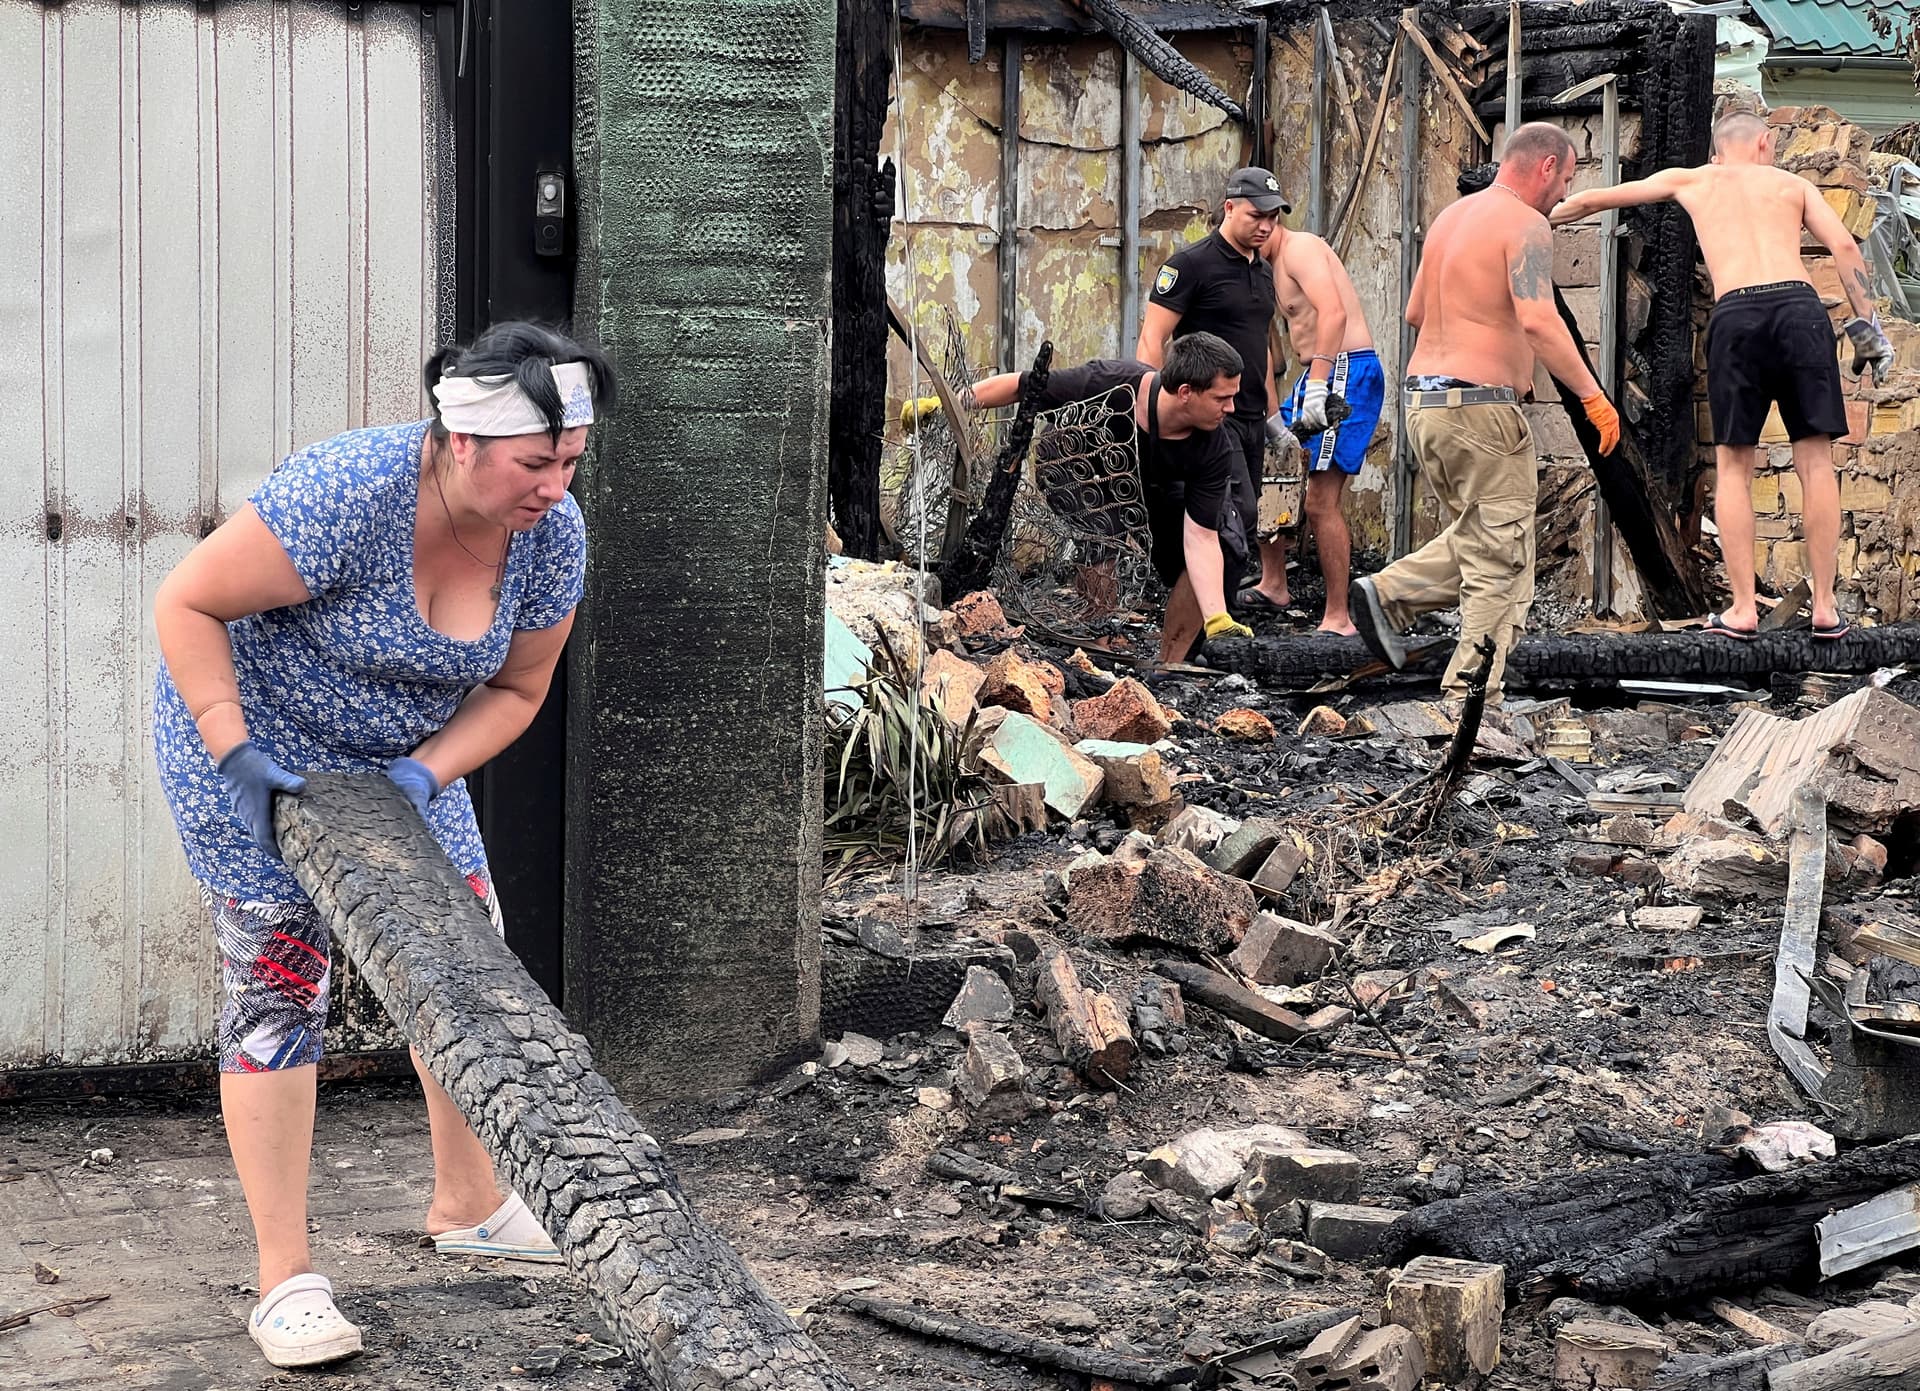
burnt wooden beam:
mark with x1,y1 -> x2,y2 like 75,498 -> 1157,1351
1395,1137 -> 1920,1303
1205,623 -> 1920,690
966,0 -> 987,61
901,0 -> 1246,35
1080,0 -> 1245,121
936,341 -> 1052,597
828,0 -> 896,561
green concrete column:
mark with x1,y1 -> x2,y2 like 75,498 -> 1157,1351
569,0 -> 833,1098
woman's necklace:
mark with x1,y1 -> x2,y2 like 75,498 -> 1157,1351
430,453 -> 507,601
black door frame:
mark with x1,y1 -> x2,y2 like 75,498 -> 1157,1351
437,0 -> 576,1005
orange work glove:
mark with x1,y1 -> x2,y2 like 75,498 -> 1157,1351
1580,391 -> 1620,456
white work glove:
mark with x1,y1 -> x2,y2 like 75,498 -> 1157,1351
1295,377 -> 1331,435
1264,412 -> 1301,456
1843,314 -> 1895,387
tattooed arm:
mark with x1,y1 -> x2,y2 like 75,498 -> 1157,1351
1509,218 -> 1602,398
1802,180 -> 1878,321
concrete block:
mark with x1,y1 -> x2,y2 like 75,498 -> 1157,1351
1305,1202 -> 1406,1261
1157,803 -> 1236,856
1251,839 -> 1311,898
957,1029 -> 1030,1115
1208,817 -> 1288,878
989,782 -> 1048,835
1214,708 -> 1276,742
920,649 -> 984,723
1553,1320 -> 1670,1390
1237,1146 -> 1362,1213
1068,846 -> 1257,955
978,710 -> 1103,819
979,648 -> 1069,728
1074,739 -> 1172,808
1387,1254 -> 1507,1380
949,590 -> 1012,637
1228,912 -> 1340,985
1072,677 -> 1171,743
1297,1316 -> 1425,1391
1140,1128 -> 1248,1200
942,965 -> 1015,1035
1554,224 -> 1601,288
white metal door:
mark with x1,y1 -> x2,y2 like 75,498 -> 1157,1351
0,0 -> 452,1068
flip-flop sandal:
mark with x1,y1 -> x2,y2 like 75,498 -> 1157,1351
433,1191 -> 563,1264
248,1273 -> 363,1368
1706,612 -> 1757,641
1233,588 -> 1289,616
1813,620 -> 1851,641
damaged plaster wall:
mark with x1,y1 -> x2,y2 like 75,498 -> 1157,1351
569,0 -> 833,1099
882,31 -> 1242,393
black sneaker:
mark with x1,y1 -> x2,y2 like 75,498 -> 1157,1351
1351,577 -> 1407,670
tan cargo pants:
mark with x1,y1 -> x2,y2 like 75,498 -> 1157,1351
1372,399 -> 1538,701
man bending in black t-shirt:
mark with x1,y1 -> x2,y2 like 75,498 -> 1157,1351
908,333 -> 1254,661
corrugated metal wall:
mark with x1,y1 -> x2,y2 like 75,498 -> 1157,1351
0,0 -> 450,1068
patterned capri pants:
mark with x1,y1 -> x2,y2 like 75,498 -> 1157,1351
205,871 -> 502,1074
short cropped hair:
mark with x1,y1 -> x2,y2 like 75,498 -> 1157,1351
1502,121 -> 1577,171
1162,331 -> 1243,394
1713,111 -> 1770,154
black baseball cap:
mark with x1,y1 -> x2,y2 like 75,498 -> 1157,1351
1224,167 -> 1291,213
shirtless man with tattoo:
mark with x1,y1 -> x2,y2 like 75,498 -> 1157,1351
1552,109 -> 1893,640
1241,224 -> 1380,635
1350,122 -> 1619,702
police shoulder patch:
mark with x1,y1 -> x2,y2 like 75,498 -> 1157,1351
1154,265 -> 1179,295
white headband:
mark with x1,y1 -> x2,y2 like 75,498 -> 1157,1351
433,361 -> 596,436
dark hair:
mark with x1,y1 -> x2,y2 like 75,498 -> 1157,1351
1501,121 -> 1576,172
1161,331 -> 1243,394
424,321 -> 617,444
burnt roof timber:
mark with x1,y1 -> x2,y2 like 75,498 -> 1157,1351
901,0 -> 1251,34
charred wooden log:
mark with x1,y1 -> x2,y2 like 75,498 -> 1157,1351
1385,1150 -> 1742,1283
1078,0 -> 1245,121
1394,1138 -> 1920,1303
838,1293 -> 1199,1386
277,776 -> 857,1391
828,0 -> 895,561
937,341 -> 1052,598
1205,623 -> 1920,690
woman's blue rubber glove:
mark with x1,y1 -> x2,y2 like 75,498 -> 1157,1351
386,757 -> 440,819
216,742 -> 307,858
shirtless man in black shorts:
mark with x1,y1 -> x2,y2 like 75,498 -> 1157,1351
1553,110 -> 1893,639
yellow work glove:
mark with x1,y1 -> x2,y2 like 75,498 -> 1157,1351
1203,612 -> 1254,641
1580,391 -> 1620,456
900,396 -> 943,434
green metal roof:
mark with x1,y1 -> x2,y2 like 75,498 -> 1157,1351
1748,0 -> 1919,58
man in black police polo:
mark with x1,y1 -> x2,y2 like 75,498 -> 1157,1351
1136,166 -> 1290,613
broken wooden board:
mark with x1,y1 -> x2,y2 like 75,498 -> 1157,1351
1766,1321 -> 1920,1389
1151,959 -> 1313,1044
1768,788 -> 1830,1102
1682,687 -> 1920,837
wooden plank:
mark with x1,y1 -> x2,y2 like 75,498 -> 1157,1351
1854,922 -> 1920,971
1151,959 -> 1312,1044
1331,29 -> 1402,257
1399,12 -> 1489,144
1769,787 -> 1829,1102
1766,1322 -> 1920,1390
1708,1299 -> 1799,1347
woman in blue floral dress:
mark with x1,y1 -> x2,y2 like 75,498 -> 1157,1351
152,321 -> 614,1368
